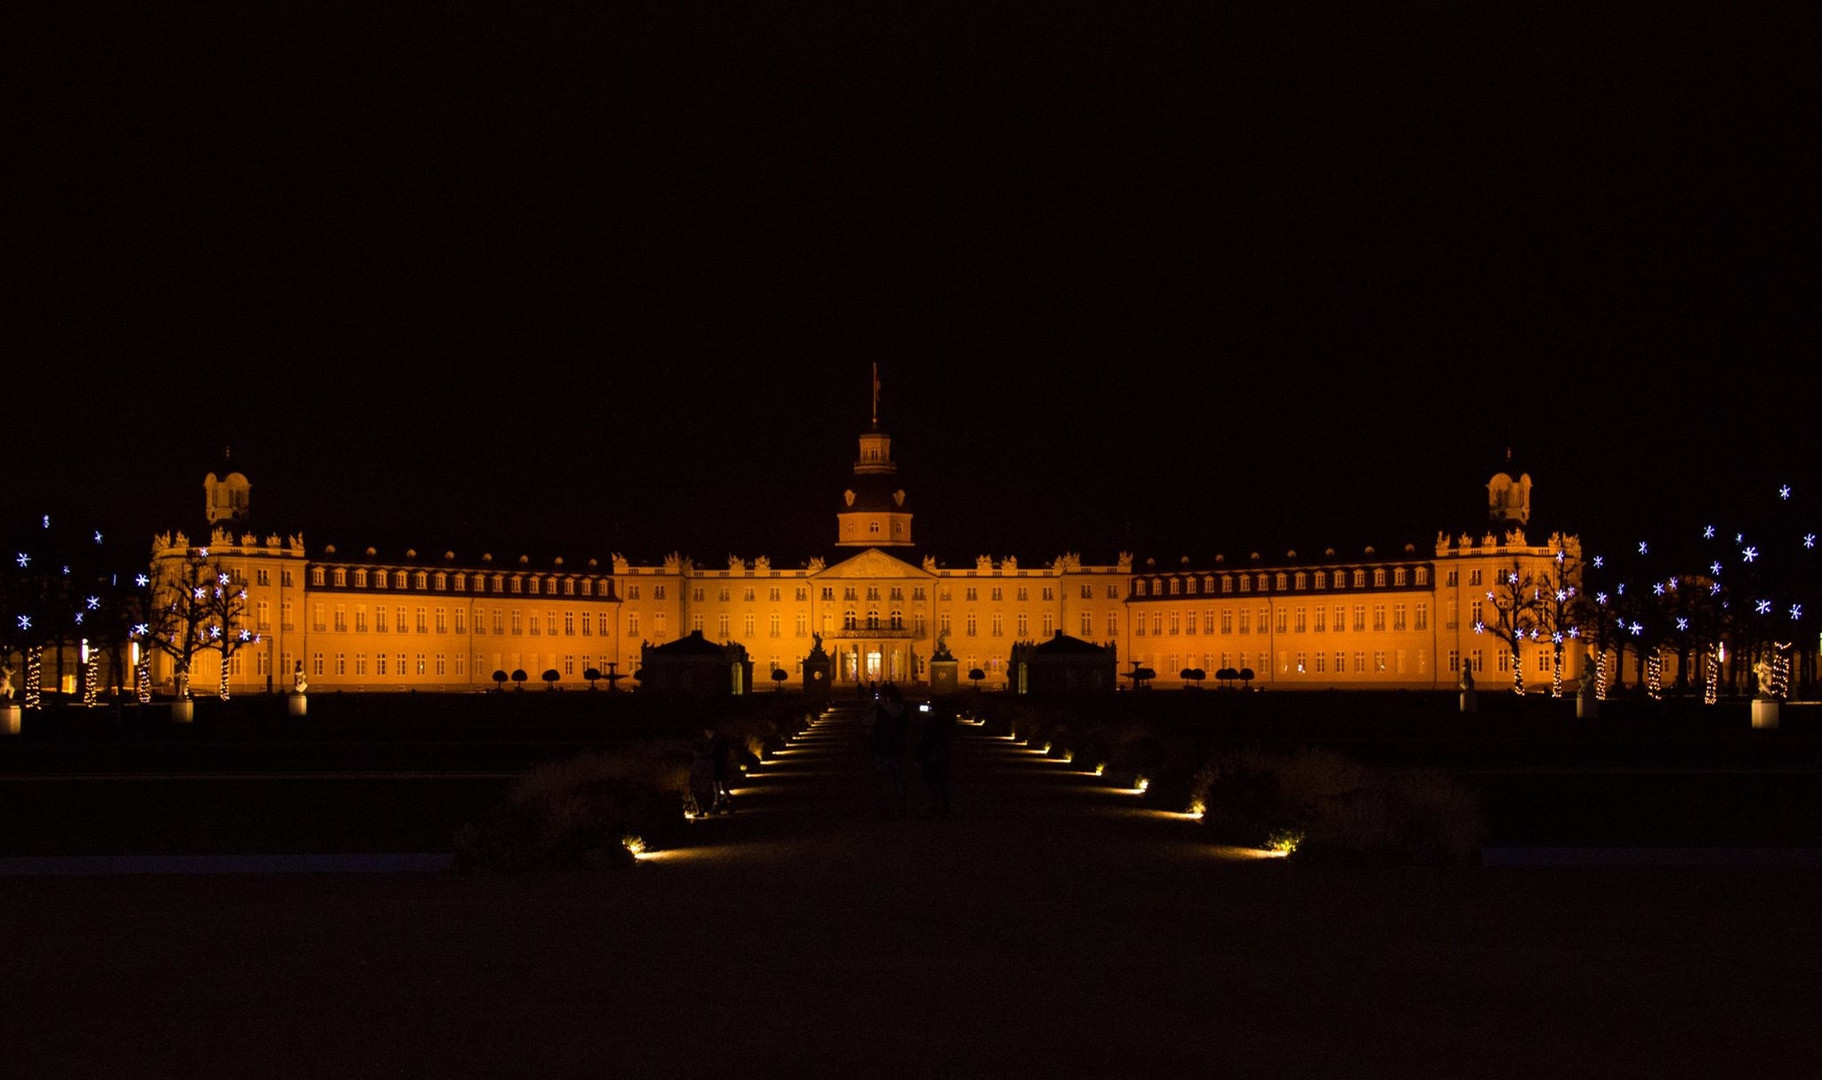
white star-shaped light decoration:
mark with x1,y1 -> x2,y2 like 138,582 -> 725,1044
194,587 -> 207,600
1556,590 -> 1568,602
1638,541 -> 1649,555
1711,562 -> 1723,575
1780,485 -> 1791,500
61,565 -> 70,576
1569,627 -> 1582,639
238,629 -> 252,641
1792,605 -> 1804,620
1556,549 -> 1566,563
210,626 -> 222,639
1704,525 -> 1715,539
1486,590 -> 1495,601
1743,546 -> 1759,563
94,531 -> 104,544
17,615 -> 31,631
1552,632 -> 1564,644
196,548 -> 209,558
42,515 -> 50,529
1676,618 -> 1688,631
1474,622 -> 1485,634
1596,592 -> 1609,605
73,613 -> 83,626
1735,533 -> 1744,544
218,573 -> 231,585
1509,572 -> 1520,585
1710,583 -> 1722,595
132,623 -> 148,637
1653,583 -> 1665,596
1629,622 -> 1643,636
15,553 -> 28,568
1755,600 -> 1771,615
1666,578 -> 1677,591
1617,583 -> 1626,595
1593,556 -> 1604,569
136,574 -> 149,587
86,596 -> 99,610
1806,534 -> 1816,550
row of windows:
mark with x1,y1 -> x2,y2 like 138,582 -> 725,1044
1133,566 -> 1432,598
309,566 -> 614,598
301,652 -> 626,679
310,606 -> 614,637
1133,604 -> 1432,636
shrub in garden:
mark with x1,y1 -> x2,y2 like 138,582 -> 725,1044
1199,747 -> 1483,866
1298,769 -> 1484,866
453,742 -> 691,871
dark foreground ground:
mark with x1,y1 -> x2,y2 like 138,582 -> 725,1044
4,706 -> 1820,1078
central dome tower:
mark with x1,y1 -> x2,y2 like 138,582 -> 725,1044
836,366 -> 913,547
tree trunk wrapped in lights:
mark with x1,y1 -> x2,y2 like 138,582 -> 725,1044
1550,645 -> 1564,698
1703,645 -> 1720,706
1596,652 -> 1609,700
1646,652 -> 1663,700
23,646 -> 43,710
82,662 -> 98,707
135,653 -> 152,704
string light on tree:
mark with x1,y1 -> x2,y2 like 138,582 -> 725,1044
23,647 -> 42,710
1704,642 -> 1722,706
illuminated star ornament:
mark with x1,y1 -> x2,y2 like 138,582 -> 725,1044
1779,484 -> 1791,500
1805,535 -> 1816,550
16,615 -> 29,631
1710,562 -> 1723,575
1793,605 -> 1804,621
132,623 -> 149,637
94,530 -> 104,544
15,553 -> 28,568
136,574 -> 149,587
1755,600 -> 1771,615
1638,541 -> 1649,555
1742,546 -> 1758,563
86,596 -> 100,610
1703,525 -> 1715,539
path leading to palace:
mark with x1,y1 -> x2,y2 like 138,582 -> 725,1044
4,706 -> 1820,1078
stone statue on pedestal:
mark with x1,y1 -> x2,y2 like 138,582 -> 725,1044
1753,659 -> 1776,699
293,660 -> 308,694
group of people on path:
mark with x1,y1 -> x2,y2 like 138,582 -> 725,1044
861,681 -> 954,819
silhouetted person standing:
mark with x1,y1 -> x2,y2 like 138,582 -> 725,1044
869,682 -> 909,818
916,700 -> 956,818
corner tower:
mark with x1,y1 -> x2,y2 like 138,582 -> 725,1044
204,449 -> 251,526
1487,447 -> 1531,529
836,367 -> 913,547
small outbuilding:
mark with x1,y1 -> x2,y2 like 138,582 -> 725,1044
1009,632 -> 1119,695
637,631 -> 755,695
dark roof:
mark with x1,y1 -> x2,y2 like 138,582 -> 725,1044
841,471 -> 907,514
646,630 -> 734,656
1032,632 -> 1115,656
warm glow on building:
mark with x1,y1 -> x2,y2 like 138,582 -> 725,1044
141,396 -> 1583,697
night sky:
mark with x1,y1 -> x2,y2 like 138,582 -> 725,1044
13,4 -> 1816,569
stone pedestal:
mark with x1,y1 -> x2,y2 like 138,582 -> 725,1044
1752,698 -> 1780,730
1,704 -> 20,735
929,659 -> 959,696
171,699 -> 195,724
1459,690 -> 1477,714
288,692 -> 308,717
1576,695 -> 1599,720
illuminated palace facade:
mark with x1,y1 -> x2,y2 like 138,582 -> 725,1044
150,422 -> 1583,695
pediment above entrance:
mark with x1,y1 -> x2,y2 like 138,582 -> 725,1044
812,548 -> 932,580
